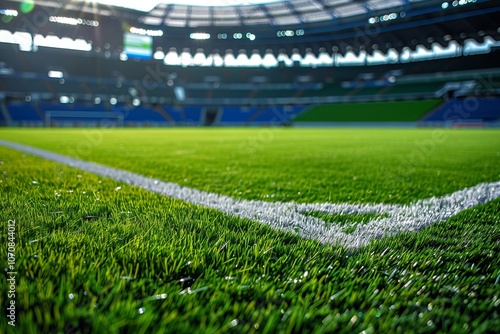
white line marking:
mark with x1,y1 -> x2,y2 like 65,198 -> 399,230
1,139 -> 499,248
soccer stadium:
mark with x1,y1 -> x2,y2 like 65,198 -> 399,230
0,0 -> 499,332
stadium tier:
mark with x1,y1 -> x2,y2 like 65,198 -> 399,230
1,0 -> 499,127
422,97 -> 500,124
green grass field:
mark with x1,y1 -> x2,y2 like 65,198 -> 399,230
1,128 -> 499,333
294,100 -> 442,122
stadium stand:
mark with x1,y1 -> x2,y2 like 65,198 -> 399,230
183,106 -> 203,125
422,97 -> 500,125
7,101 -> 43,126
118,105 -> 170,126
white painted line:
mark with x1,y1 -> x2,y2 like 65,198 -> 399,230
1,139 -> 499,248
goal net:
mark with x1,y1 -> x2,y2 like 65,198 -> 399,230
45,110 -> 124,127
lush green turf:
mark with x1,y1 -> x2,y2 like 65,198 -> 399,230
0,128 -> 498,205
0,128 -> 499,333
294,100 -> 442,122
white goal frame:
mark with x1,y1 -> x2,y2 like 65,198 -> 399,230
45,110 -> 124,127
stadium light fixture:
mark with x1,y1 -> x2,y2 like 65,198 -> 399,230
0,9 -> 18,16
130,27 -> 163,37
174,87 -> 185,102
48,70 -> 64,78
153,49 -> 165,59
49,16 -> 99,27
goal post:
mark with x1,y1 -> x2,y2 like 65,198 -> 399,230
45,110 -> 124,127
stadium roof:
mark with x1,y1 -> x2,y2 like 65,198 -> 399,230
2,0 -> 499,56
75,1 -> 285,12
16,0 -> 442,27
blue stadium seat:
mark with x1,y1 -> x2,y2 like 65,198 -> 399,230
120,105 -> 170,124
423,98 -> 500,122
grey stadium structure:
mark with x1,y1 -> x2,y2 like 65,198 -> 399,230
0,0 -> 499,127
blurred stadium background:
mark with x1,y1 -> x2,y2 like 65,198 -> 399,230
0,0 -> 499,128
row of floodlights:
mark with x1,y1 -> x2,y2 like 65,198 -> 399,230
442,0 -> 477,9
2,0 -> 479,31
0,9 -> 18,17
48,72 -> 142,106
55,96 -> 142,107
190,32 -> 257,41
26,94 -> 170,106
190,30 -> 305,40
130,27 -> 163,37
368,12 -> 404,24
276,29 -> 305,38
367,0 -> 476,25
0,10 -> 100,27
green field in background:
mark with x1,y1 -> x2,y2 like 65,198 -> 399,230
294,100 -> 442,122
